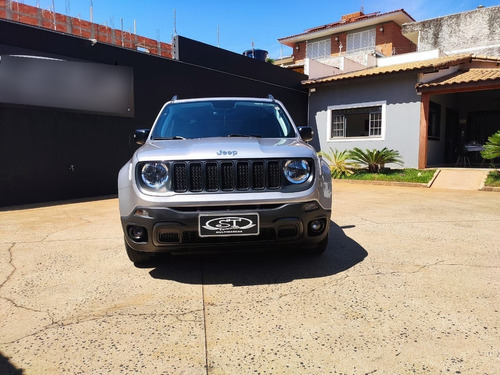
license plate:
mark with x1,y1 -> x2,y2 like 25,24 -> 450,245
199,213 -> 259,237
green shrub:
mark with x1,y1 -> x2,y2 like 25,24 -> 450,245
481,130 -> 500,161
485,170 -> 500,187
348,147 -> 403,173
318,148 -> 357,178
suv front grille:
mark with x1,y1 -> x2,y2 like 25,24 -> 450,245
172,160 -> 283,193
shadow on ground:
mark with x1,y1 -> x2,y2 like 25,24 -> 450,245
0,352 -> 23,375
148,222 -> 367,286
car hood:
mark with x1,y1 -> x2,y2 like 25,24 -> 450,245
134,137 -> 316,161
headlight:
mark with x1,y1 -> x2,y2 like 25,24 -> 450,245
141,162 -> 169,188
284,159 -> 311,184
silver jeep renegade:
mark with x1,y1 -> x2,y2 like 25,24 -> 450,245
118,96 -> 332,264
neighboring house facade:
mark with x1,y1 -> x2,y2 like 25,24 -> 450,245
277,9 -> 417,77
304,53 -> 500,168
284,6 -> 500,169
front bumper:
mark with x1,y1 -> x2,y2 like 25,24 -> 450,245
121,201 -> 330,253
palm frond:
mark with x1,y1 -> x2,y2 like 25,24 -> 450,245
348,147 -> 403,173
481,131 -> 500,160
318,148 -> 357,178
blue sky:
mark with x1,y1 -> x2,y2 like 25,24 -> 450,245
33,0 -> 499,58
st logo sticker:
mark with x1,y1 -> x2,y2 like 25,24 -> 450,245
199,214 -> 259,237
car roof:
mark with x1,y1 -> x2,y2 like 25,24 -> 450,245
167,96 -> 278,105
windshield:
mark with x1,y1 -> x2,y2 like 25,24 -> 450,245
151,100 -> 296,139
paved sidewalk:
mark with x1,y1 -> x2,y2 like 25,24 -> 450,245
1,184 -> 499,374
430,168 -> 490,190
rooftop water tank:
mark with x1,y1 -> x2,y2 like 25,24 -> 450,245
243,49 -> 268,61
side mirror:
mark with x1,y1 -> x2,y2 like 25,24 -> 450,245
134,129 -> 150,145
298,126 -> 314,142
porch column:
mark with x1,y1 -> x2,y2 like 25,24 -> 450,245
418,93 -> 430,169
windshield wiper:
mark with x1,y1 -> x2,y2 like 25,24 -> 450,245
155,136 -> 188,140
227,134 -> 261,138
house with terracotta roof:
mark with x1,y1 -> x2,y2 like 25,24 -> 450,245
287,6 -> 500,169
277,9 -> 417,77
304,53 -> 500,168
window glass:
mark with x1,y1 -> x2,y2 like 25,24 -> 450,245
307,39 -> 331,59
330,105 -> 383,139
346,29 -> 375,52
369,112 -> 382,136
152,101 -> 295,139
331,115 -> 345,137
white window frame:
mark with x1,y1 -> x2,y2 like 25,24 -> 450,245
346,29 -> 376,53
326,101 -> 386,142
306,38 -> 331,59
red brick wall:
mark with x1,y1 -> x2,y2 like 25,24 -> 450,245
293,42 -> 307,62
292,41 -> 306,62
376,21 -> 416,56
288,19 -> 417,63
0,0 -> 172,58
327,22 -> 416,58
330,34 -> 346,56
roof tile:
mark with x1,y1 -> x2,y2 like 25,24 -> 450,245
302,54 -> 500,86
279,9 -> 414,42
417,68 -> 500,89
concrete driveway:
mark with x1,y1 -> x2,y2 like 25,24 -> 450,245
1,183 -> 499,374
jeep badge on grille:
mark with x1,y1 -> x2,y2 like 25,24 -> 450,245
217,150 -> 238,156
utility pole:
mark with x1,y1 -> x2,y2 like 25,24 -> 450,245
173,9 -> 177,36
51,0 -> 56,30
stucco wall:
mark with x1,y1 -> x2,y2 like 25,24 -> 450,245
403,5 -> 500,55
308,72 -> 422,168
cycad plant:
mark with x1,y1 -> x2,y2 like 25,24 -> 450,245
318,148 -> 357,178
480,130 -> 500,161
348,147 -> 403,173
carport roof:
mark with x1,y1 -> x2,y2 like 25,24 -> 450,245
416,67 -> 500,93
302,54 -> 500,86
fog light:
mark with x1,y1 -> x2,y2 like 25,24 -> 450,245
128,226 -> 147,241
134,209 -> 151,218
309,219 -> 325,233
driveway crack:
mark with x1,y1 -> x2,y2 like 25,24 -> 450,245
0,243 -> 16,289
0,308 -> 203,346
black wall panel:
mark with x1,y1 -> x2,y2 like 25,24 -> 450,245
0,20 -> 308,207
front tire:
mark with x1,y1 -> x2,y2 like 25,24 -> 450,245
125,240 -> 154,264
307,234 -> 329,255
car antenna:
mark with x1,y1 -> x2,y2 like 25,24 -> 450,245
268,94 -> 275,102
171,95 -> 178,102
